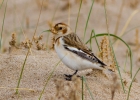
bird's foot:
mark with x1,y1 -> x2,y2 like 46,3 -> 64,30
64,74 -> 81,81
64,74 -> 73,81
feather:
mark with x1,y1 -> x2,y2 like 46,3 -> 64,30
63,45 -> 106,68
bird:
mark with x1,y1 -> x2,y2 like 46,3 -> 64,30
49,22 -> 107,80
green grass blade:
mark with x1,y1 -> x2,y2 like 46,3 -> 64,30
89,31 -> 93,50
75,0 -> 83,33
0,0 -> 8,52
83,77 -> 94,100
82,76 -> 84,100
42,30 -> 51,33
104,0 -> 125,89
109,39 -> 125,93
83,0 -> 94,41
89,30 -> 100,51
0,0 -> 4,9
16,0 -> 45,94
126,68 -> 140,100
38,56 -> 65,100
123,51 -> 128,72
86,33 -> 133,78
16,50 -> 30,94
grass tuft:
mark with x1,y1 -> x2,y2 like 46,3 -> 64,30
86,33 -> 131,92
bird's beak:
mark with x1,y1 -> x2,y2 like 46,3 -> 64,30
50,27 -> 57,34
42,29 -> 51,34
42,28 -> 57,35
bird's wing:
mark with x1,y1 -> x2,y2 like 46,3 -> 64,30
63,33 -> 106,67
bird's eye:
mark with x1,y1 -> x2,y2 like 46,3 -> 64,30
59,27 -> 62,30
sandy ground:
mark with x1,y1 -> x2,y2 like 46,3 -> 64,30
0,0 -> 140,100
0,49 -> 140,100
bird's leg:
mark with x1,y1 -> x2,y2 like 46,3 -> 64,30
64,70 -> 78,81
73,70 -> 78,75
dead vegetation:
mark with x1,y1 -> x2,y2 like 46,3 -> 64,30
9,33 -> 46,51
9,32 -> 17,47
35,0 -> 48,9
52,75 -> 81,100
98,36 -> 121,100
128,0 -> 140,9
99,36 -> 116,71
33,35 -> 46,50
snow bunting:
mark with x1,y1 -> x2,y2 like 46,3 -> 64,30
50,22 -> 107,80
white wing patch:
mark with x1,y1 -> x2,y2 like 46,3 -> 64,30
63,45 -> 106,68
66,46 -> 84,53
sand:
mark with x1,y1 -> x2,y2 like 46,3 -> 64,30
0,49 -> 140,100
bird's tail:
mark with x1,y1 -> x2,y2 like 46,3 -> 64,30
102,68 -> 115,79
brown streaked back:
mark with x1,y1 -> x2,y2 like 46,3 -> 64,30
63,33 -> 92,55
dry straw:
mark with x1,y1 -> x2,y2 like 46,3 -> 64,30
99,36 -> 116,71
129,0 -> 139,9
36,0 -> 48,9
9,32 -> 17,47
52,75 -> 81,100
134,29 -> 139,51
33,35 -> 45,50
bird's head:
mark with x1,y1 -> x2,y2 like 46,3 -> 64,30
50,23 -> 71,37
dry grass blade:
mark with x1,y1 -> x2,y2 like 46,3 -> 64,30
16,0 -> 45,94
134,29 -> 139,51
114,0 -> 125,35
119,10 -> 139,38
0,87 -> 34,92
114,10 -> 139,78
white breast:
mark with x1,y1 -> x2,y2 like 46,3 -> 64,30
54,37 -> 103,71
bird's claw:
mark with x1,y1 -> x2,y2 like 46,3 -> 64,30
64,74 -> 73,78
64,74 -> 72,81
64,74 -> 82,81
